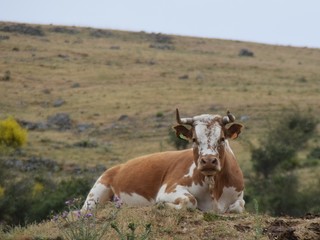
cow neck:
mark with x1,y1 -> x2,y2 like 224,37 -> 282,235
213,148 -> 243,199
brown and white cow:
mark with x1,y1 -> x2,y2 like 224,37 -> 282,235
82,109 -> 245,213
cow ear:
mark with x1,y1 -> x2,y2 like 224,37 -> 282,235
173,125 -> 192,141
225,123 -> 243,140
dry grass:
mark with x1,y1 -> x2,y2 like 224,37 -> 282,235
1,204 -> 319,240
1,22 -> 319,168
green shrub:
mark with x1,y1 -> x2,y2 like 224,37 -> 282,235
0,175 -> 93,226
0,117 -> 27,151
167,128 -> 189,150
247,110 -> 319,216
308,147 -> 320,159
251,111 -> 317,178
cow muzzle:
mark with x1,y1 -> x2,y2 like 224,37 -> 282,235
198,155 -> 221,176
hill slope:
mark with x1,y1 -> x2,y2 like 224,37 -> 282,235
0,22 -> 319,239
1,21 -> 319,168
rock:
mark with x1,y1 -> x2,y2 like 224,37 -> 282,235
18,119 -> 49,131
73,140 -> 98,148
71,83 -> 80,88
179,74 -> 189,80
0,24 -> 44,36
90,29 -> 113,38
239,48 -> 254,57
57,54 -> 69,59
4,157 -> 60,172
50,27 -> 79,34
110,46 -> 120,50
1,70 -> 11,81
77,123 -> 93,132
118,115 -> 129,121
149,44 -> 175,50
0,35 -> 10,40
47,113 -> 72,130
150,33 -> 173,44
42,88 -> 51,94
53,99 -> 65,107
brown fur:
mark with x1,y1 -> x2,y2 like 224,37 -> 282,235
97,147 -> 243,202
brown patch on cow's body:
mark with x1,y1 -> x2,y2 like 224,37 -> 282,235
99,149 -> 195,201
99,144 -> 242,202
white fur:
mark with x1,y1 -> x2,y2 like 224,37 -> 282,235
187,182 -> 213,211
119,192 -> 154,206
194,117 -> 222,156
156,184 -> 197,209
184,162 -> 196,177
213,187 -> 245,213
82,181 -> 109,210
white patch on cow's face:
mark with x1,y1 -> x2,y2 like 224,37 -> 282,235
119,192 -> 154,206
193,115 -> 222,156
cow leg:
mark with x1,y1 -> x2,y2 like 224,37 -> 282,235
82,176 -> 114,211
228,198 -> 245,213
156,185 -> 198,210
227,191 -> 245,213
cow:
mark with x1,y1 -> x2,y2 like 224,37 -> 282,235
82,109 -> 245,213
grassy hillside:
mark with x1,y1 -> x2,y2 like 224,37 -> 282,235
0,22 -> 319,239
1,22 -> 319,168
1,204 -> 319,240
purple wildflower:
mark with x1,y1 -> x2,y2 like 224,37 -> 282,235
85,213 -> 93,218
52,214 -> 59,222
113,195 -> 123,208
65,199 -> 74,206
62,211 -> 68,219
76,210 -> 82,219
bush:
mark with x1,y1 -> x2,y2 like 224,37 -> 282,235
251,111 -> 317,178
308,146 -> 320,160
0,117 -> 27,151
167,128 -> 189,150
247,110 -> 319,216
0,175 -> 93,226
30,177 -> 93,223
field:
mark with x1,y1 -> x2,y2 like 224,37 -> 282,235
0,22 -> 319,239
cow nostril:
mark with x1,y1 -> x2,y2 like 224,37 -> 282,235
201,158 -> 206,165
211,158 -> 218,165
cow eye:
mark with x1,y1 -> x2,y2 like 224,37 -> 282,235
220,137 -> 225,143
192,138 -> 197,143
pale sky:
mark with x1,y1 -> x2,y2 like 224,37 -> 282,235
2,0 -> 320,48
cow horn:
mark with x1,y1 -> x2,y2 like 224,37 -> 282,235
222,110 -> 236,125
176,109 -> 193,125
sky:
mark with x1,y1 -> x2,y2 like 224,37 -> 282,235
2,0 -> 320,49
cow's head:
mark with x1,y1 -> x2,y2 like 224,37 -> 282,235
174,109 -> 243,176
